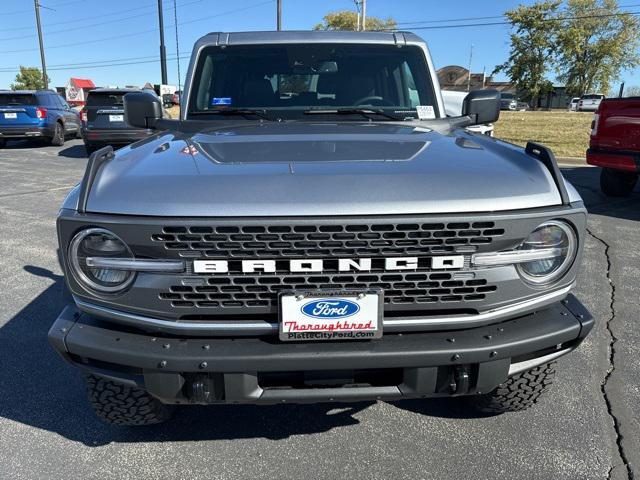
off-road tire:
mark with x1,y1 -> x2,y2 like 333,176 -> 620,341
85,374 -> 174,426
50,122 -> 65,146
467,362 -> 556,414
600,168 -> 638,197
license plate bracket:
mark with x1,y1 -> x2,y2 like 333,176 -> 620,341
279,290 -> 383,342
4,113 -> 17,119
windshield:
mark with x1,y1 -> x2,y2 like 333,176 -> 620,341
0,94 -> 37,106
581,94 -> 603,100
188,43 -> 438,120
500,93 -> 515,100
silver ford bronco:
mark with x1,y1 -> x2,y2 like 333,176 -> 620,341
49,31 -> 593,425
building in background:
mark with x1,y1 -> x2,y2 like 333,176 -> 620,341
65,77 -> 95,106
437,65 -> 515,93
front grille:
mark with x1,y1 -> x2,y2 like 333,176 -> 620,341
159,272 -> 498,310
152,221 -> 505,259
152,221 -> 503,315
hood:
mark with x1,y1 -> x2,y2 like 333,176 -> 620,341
82,122 -> 567,217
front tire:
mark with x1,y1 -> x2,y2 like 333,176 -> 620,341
600,168 -> 638,197
85,374 -> 174,426
50,122 -> 65,146
467,362 -> 556,414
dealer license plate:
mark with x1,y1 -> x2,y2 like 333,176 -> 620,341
109,114 -> 124,122
4,113 -> 17,119
279,291 -> 382,342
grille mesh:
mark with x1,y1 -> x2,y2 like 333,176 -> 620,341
159,272 -> 498,310
152,222 -> 505,258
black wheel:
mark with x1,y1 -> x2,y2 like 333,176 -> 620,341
85,374 -> 174,426
600,168 -> 638,197
50,122 -> 65,146
466,362 -> 556,414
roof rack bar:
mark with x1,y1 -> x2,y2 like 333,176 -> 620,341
525,141 -> 571,206
77,145 -> 114,214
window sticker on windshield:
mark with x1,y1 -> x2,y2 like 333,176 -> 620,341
211,97 -> 232,106
416,105 -> 435,120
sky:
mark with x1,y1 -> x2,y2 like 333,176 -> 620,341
0,0 -> 638,90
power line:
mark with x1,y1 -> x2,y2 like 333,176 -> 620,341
0,0 -> 200,33
0,0 -> 274,54
395,3 -> 640,27
0,0 -> 206,42
391,10 -> 640,31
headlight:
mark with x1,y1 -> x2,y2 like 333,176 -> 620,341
68,228 -> 135,293
516,221 -> 577,285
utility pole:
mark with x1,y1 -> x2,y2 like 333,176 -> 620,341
361,0 -> 366,31
33,0 -> 48,89
277,0 -> 282,30
466,44 -> 474,92
618,82 -> 625,98
157,0 -> 168,85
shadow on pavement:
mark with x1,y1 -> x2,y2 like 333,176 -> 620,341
58,144 -> 87,159
562,167 -> 640,222
0,266 -> 381,445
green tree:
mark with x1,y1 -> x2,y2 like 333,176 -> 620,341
556,0 -> 640,96
11,66 -> 50,90
314,10 -> 397,31
493,1 -> 562,105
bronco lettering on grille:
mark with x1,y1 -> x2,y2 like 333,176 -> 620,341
192,256 -> 465,274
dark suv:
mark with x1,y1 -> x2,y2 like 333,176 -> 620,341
81,89 -> 155,154
0,90 -> 81,147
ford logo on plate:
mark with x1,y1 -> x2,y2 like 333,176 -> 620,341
301,299 -> 360,319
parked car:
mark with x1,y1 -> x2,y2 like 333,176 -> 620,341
587,97 -> 640,196
0,89 -> 80,147
442,89 -> 493,136
172,90 -> 181,105
499,92 -> 528,111
49,30 -> 592,425
568,97 -> 580,111
81,88 -> 155,154
578,93 -> 605,112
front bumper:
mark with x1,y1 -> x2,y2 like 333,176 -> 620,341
49,294 -> 593,405
0,125 -> 52,139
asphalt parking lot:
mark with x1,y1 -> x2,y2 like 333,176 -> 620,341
0,139 -> 638,480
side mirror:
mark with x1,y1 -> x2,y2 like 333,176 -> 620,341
124,92 -> 162,129
462,89 -> 500,125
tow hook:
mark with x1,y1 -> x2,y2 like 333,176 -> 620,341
449,365 -> 471,395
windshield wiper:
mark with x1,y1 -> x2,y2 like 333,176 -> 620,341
303,108 -> 408,121
190,108 -> 276,121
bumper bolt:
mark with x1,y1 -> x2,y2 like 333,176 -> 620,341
199,361 -> 208,369
452,354 -> 461,361
159,360 -> 167,368
484,334 -> 492,340
357,293 -> 365,299
203,344 -> 210,350
498,327 -> 504,332
490,350 -> 498,357
447,337 -> 455,343
163,343 -> 170,349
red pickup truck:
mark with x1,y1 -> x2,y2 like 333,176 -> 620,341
587,97 -> 640,196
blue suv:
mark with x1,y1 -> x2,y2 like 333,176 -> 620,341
0,90 -> 81,147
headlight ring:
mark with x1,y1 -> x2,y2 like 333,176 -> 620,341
68,227 -> 136,294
